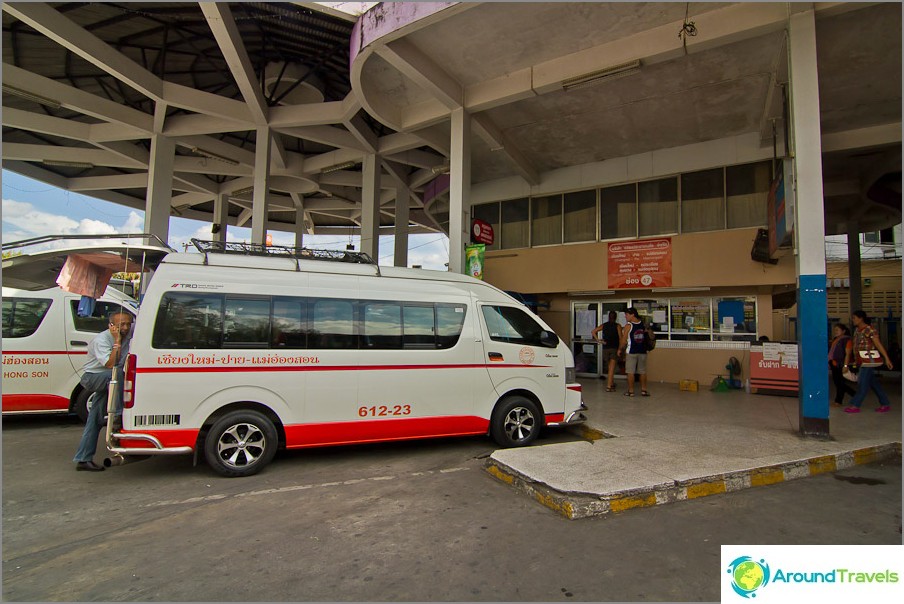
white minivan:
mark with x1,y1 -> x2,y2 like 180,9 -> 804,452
4,239 -> 585,477
2,285 -> 137,422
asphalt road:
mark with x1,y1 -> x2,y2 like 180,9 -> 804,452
2,414 -> 901,602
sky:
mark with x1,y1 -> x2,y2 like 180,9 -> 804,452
1,169 -> 451,269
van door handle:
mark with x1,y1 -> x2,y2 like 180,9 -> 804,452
70,340 -> 88,346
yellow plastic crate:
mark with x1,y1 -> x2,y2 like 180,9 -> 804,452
679,379 -> 699,392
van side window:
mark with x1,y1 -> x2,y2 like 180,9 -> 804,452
482,305 -> 544,346
363,302 -> 402,349
272,297 -> 308,348
152,293 -> 224,349
436,304 -> 467,349
70,300 -> 132,333
224,297 -> 270,348
2,298 -> 52,338
403,305 -> 435,349
311,299 -> 356,349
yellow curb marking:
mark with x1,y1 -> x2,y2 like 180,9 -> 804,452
609,493 -> 657,513
577,426 -> 606,441
853,447 -> 879,465
686,481 -> 726,499
808,455 -> 837,475
750,467 -> 785,487
486,464 -> 515,485
534,491 -> 575,519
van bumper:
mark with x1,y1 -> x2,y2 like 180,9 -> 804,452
107,431 -> 193,455
546,383 -> 587,427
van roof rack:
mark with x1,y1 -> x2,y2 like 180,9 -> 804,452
190,239 -> 377,265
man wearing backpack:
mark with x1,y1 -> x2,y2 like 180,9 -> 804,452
619,307 -> 651,397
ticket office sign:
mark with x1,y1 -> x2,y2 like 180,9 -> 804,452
608,238 -> 672,289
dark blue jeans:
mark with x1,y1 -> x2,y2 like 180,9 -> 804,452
72,370 -> 121,463
848,367 -> 891,408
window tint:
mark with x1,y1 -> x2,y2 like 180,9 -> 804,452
311,299 -> 356,349
272,297 -> 308,348
531,194 -> 562,246
403,305 -> 435,348
564,189 -> 596,243
726,161 -> 770,228
436,304 -> 467,349
482,305 -> 545,346
638,178 -> 678,236
2,298 -> 52,338
70,300 -> 134,333
501,198 -> 530,249
681,168 -> 724,233
224,297 -> 270,348
600,184 -> 637,240
363,302 -> 402,349
152,293 -> 224,349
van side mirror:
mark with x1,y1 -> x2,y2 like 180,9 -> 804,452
539,330 -> 559,348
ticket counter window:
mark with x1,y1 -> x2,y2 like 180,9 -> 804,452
714,297 -> 757,342
630,299 -> 669,336
670,298 -> 712,341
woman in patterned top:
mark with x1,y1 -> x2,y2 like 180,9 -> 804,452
843,310 -> 894,413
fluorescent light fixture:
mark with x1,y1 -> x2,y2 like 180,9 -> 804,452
2,84 -> 62,109
42,159 -> 94,169
570,290 -> 615,296
190,147 -> 239,166
651,286 -> 711,293
431,163 -> 451,175
231,186 -> 255,196
321,161 -> 357,174
562,60 -> 642,91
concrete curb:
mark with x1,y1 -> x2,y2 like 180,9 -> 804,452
486,441 -> 903,520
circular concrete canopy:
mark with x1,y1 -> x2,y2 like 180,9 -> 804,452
2,2 -> 901,239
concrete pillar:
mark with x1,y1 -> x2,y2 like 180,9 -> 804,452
448,107 -> 471,273
789,10 -> 829,437
145,134 -> 174,244
393,176 -> 410,267
213,192 -> 228,243
847,224 -> 862,315
251,126 -> 272,245
294,197 -> 305,249
360,153 -> 381,260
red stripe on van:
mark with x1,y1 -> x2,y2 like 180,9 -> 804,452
136,363 -> 551,374
567,385 -> 582,392
545,413 -> 565,423
283,415 -> 490,449
1,350 -> 87,355
2,394 -> 70,412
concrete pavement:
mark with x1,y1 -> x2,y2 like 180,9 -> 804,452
487,375 -> 903,519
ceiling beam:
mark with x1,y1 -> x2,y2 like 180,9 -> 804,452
472,113 -> 540,185
274,125 -> 367,151
2,64 -> 153,132
376,38 -> 462,109
821,123 -> 902,154
4,2 -> 164,100
67,173 -> 149,192
1,106 -> 90,142
200,2 -> 269,124
2,143 -> 144,169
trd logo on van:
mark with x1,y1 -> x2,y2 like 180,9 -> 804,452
170,283 -> 224,290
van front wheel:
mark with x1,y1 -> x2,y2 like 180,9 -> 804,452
491,396 -> 541,448
204,410 -> 277,477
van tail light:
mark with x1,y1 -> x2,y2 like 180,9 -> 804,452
123,354 -> 137,408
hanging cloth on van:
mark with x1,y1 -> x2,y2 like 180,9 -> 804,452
77,295 -> 97,317
56,253 -> 143,298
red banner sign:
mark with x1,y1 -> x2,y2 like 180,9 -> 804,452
608,238 -> 672,289
471,219 -> 494,245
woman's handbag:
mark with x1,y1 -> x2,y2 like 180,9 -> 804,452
857,350 -> 884,368
842,365 -> 858,382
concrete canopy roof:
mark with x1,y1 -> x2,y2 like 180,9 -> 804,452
352,1 -> 901,234
2,2 -> 900,240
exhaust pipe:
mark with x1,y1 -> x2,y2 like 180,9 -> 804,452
103,453 -> 151,468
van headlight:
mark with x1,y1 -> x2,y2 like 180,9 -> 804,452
566,367 -> 576,383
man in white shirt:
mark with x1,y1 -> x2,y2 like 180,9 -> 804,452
72,311 -> 132,472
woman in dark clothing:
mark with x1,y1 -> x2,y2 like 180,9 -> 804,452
828,323 -> 855,405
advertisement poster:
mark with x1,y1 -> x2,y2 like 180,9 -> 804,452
465,244 -> 485,280
607,238 -> 672,289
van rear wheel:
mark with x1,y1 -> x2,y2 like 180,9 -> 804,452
490,396 -> 541,448
204,410 -> 277,477
73,389 -> 91,424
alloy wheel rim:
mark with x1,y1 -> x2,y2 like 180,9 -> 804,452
504,406 -> 536,442
217,422 -> 266,468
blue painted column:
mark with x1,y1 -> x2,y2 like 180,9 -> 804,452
789,10 -> 829,437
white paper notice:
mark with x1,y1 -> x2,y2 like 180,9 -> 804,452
780,345 -> 799,368
617,312 -> 627,326
653,310 -> 667,323
762,342 -> 782,361
582,344 -> 595,354
724,316 -> 735,327
720,324 -> 735,333
576,311 -> 596,338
